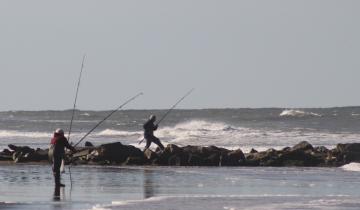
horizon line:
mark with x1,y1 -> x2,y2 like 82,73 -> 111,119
1,105 -> 360,112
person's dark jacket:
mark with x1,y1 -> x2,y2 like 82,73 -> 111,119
50,133 -> 75,158
143,120 -> 158,138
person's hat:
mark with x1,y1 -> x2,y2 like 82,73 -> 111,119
149,115 -> 156,120
55,128 -> 64,135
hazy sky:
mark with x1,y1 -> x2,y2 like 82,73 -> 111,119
0,1 -> 359,110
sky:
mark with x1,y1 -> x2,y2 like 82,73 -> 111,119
0,0 -> 359,110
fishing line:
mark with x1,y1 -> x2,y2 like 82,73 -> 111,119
74,92 -> 144,147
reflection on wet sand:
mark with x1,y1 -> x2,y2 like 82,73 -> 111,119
143,169 -> 155,199
53,186 -> 65,201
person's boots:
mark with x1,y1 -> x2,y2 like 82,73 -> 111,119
54,173 -> 65,187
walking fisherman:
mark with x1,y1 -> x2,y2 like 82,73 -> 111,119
49,128 -> 76,187
143,115 -> 164,151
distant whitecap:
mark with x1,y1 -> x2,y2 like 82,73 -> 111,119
279,109 -> 322,117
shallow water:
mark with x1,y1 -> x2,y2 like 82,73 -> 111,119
1,164 -> 360,210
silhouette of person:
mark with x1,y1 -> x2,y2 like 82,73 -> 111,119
143,115 -> 164,151
49,128 -> 76,187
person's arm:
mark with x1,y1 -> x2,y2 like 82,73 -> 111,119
153,124 -> 158,130
64,138 -> 76,153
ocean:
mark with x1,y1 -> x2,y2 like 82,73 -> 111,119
1,107 -> 360,209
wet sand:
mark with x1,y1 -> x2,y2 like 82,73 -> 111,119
1,164 -> 360,210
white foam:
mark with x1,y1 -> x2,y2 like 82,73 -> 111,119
0,119 -> 359,153
147,120 -> 354,151
0,130 -> 50,138
280,109 -> 322,117
340,162 -> 360,172
92,194 -> 313,209
91,205 -> 111,210
96,129 -> 142,137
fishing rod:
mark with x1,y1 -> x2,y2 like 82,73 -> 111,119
63,55 -> 86,189
73,92 -> 143,147
157,88 -> 194,125
138,88 -> 194,144
61,55 -> 86,174
68,55 -> 86,142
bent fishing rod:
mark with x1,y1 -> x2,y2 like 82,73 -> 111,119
73,92 -> 143,147
139,88 -> 194,144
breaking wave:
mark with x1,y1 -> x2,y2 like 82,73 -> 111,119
152,120 -> 358,151
80,112 -> 91,116
340,162 -> 360,172
96,129 -> 142,137
1,120 -> 360,153
0,130 -> 50,139
280,109 -> 322,117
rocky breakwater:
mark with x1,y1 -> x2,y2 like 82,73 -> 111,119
245,141 -> 360,167
0,144 -> 48,163
1,141 -> 360,167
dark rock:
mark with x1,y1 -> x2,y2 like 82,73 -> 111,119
168,154 -> 182,166
8,144 -> 34,154
282,147 -> 291,152
314,146 -> 329,153
0,149 -> 13,160
157,144 -> 184,165
13,152 -> 24,163
182,145 -> 202,155
165,144 -> 183,154
1,149 -> 13,156
144,149 -> 158,161
202,146 -> 229,157
182,145 -> 228,159
159,144 -> 182,160
245,149 -> 280,166
187,153 -> 205,166
250,148 -> 258,153
31,148 -> 49,161
204,153 -> 221,166
89,142 -> 143,164
335,143 -> 360,163
10,146 -> 48,163
279,149 -> 324,166
85,141 -> 94,147
292,141 -> 313,151
337,143 -> 360,153
72,149 -> 93,159
124,156 -> 145,165
221,149 -> 246,166
0,154 -> 12,161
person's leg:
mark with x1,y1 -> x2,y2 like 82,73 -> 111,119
53,156 -> 61,186
152,136 -> 164,150
53,156 -> 65,187
144,138 -> 151,150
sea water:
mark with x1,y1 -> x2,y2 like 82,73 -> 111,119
1,107 -> 360,209
1,107 -> 360,151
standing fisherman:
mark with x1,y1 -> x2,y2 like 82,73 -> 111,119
143,115 -> 164,151
139,89 -> 194,149
49,128 -> 76,187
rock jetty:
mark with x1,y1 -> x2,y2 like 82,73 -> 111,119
1,141 -> 360,167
